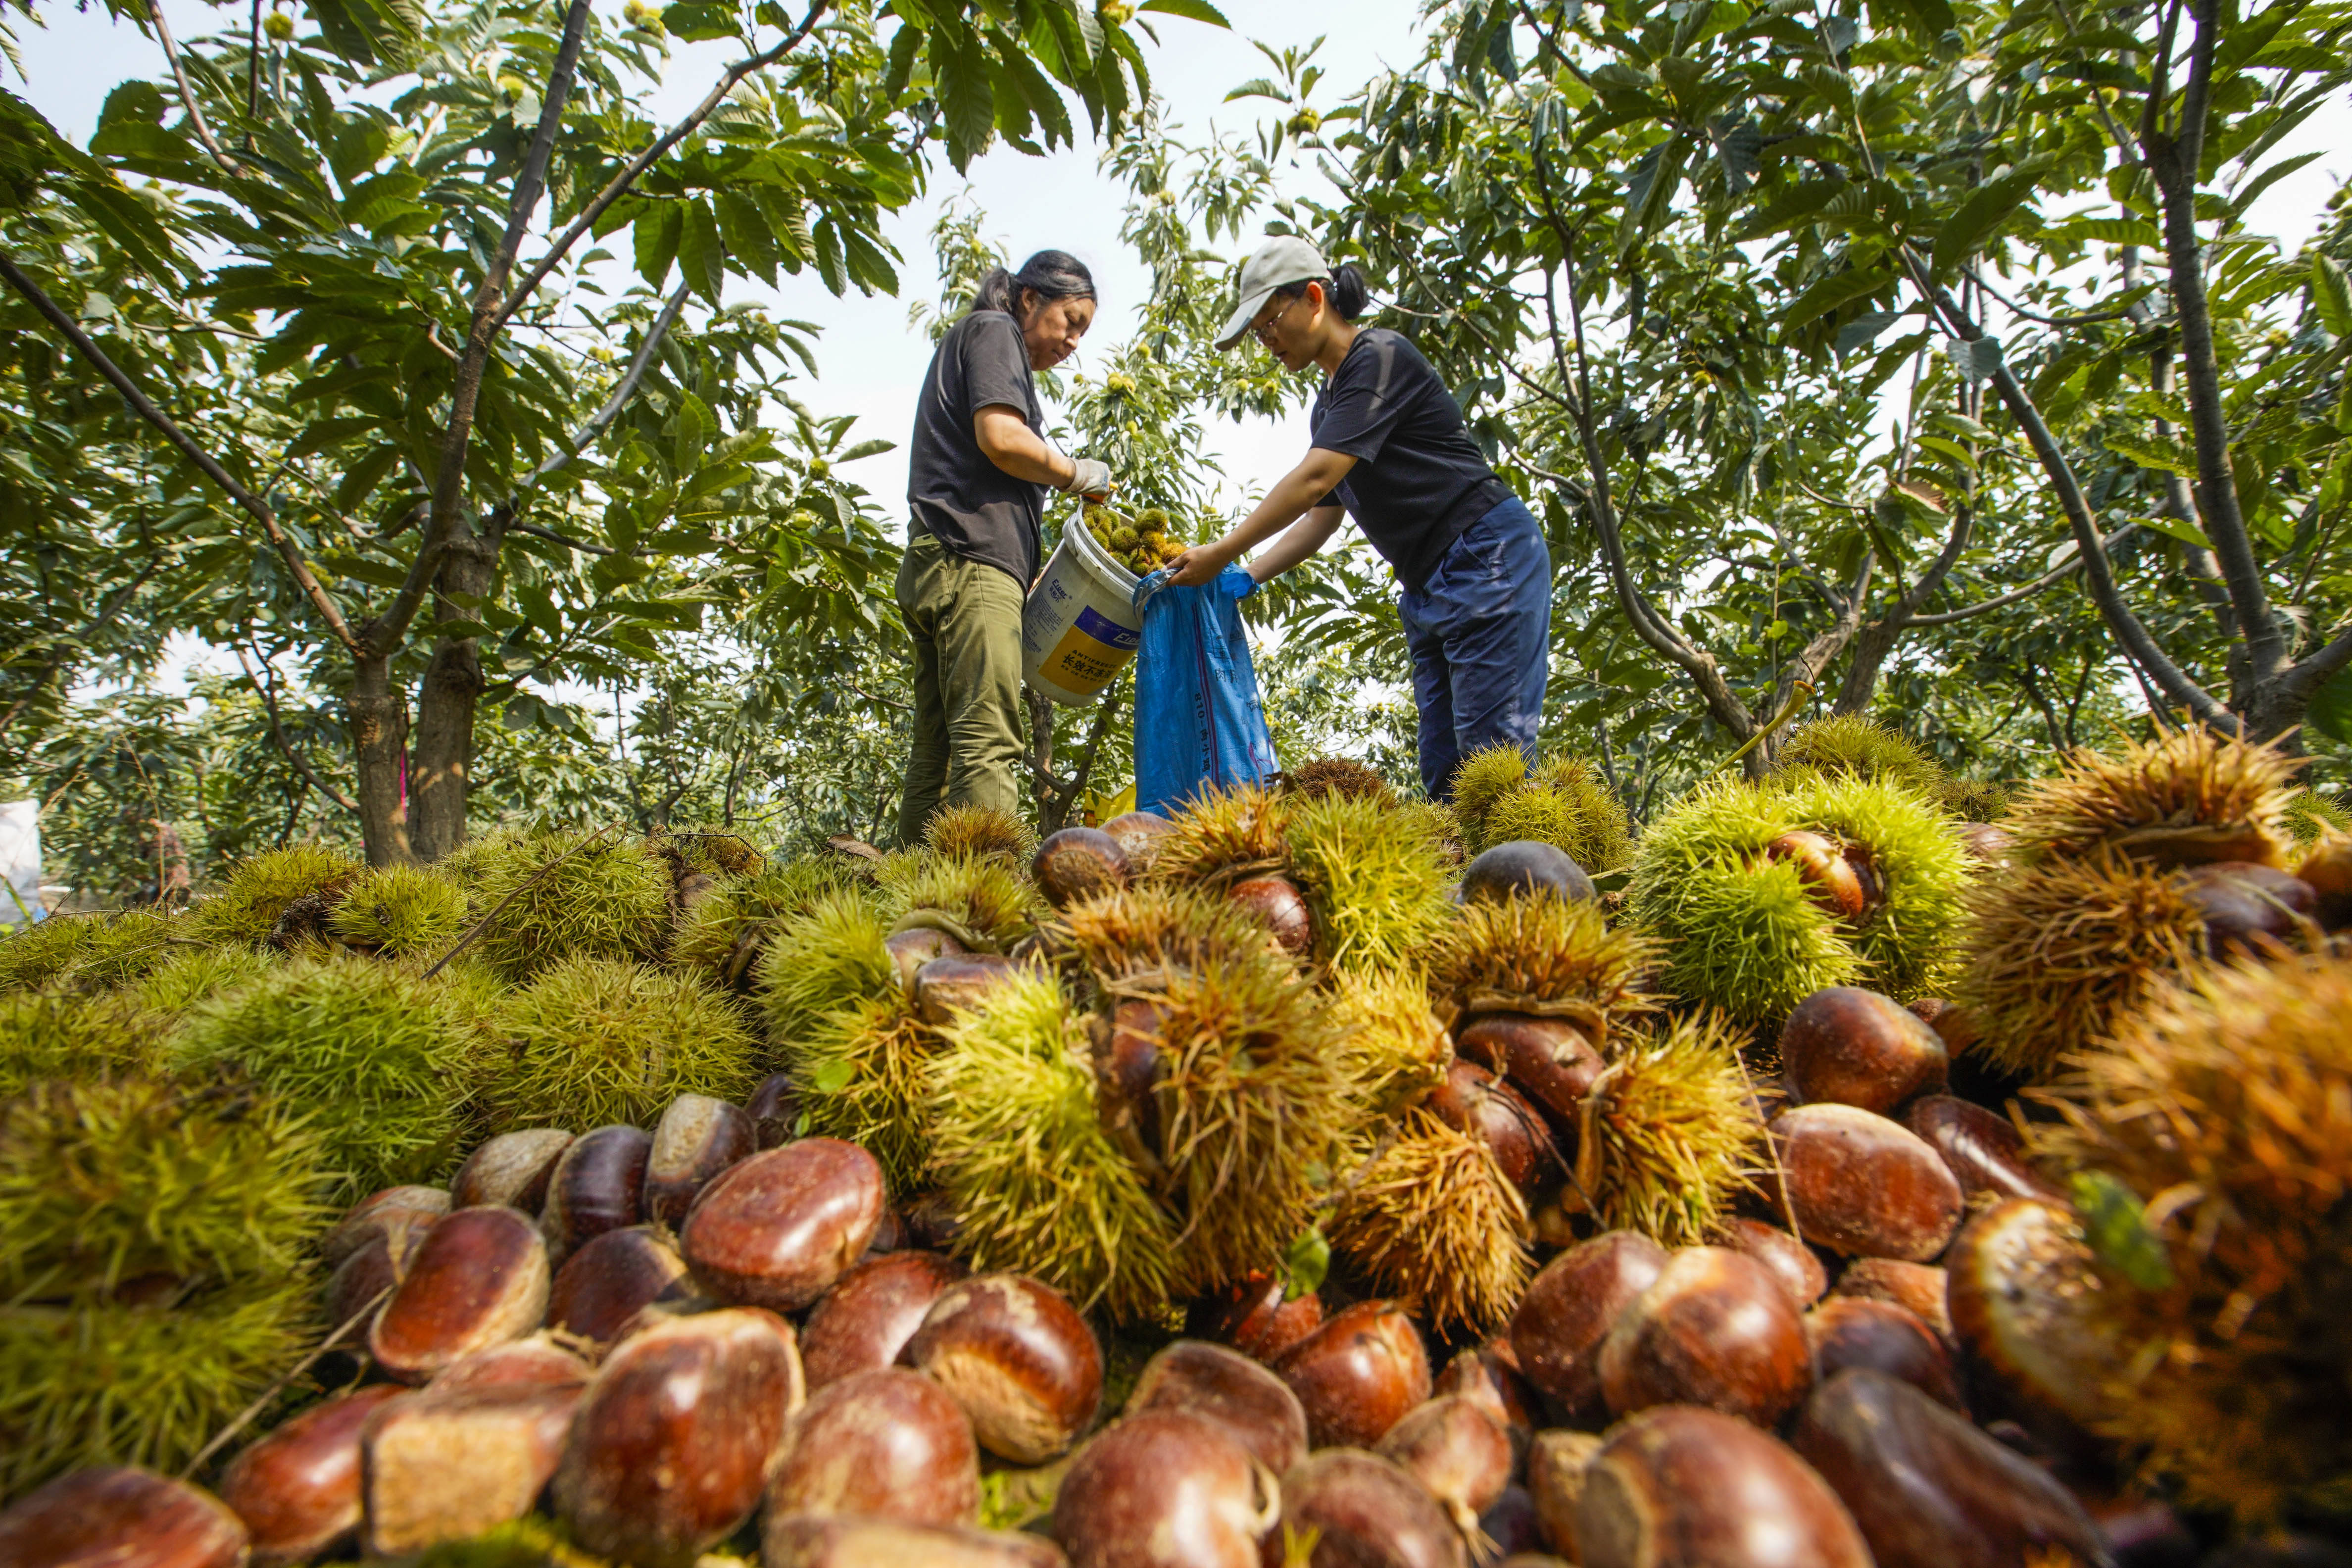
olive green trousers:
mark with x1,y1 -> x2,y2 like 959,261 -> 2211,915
895,532 -> 1027,845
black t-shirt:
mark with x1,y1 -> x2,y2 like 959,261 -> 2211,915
907,310 -> 1047,585
1310,327 -> 1511,591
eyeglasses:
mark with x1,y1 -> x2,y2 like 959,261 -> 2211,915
1251,294 -> 1302,343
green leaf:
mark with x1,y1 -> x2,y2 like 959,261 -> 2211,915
1139,0 -> 1230,20
1930,164 -> 2046,281
714,190 -> 778,288
2313,255 -> 2352,339
674,392 -> 716,471
635,202 -> 683,288
680,199 -> 726,304
1943,334 -> 2005,385
662,1 -> 737,40
2310,661 -> 2352,744
2104,435 -> 2199,479
1617,133 -> 1691,255
810,1057 -> 855,1094
2068,1171 -> 2174,1291
1280,1226 -> 1330,1298
1224,76 -> 1287,102
835,438 -> 896,463
932,27 -> 997,170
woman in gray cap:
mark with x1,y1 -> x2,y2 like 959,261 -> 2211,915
1167,237 -> 1550,802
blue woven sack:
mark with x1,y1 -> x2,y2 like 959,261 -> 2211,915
1131,565 -> 1278,818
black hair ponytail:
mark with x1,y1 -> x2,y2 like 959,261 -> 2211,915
1274,261 -> 1371,321
969,249 -> 1098,319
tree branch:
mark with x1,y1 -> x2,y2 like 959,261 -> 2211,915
1905,522 -> 2140,625
510,519 -> 614,554
235,644 -> 359,813
149,0 -> 246,176
0,252 -> 360,654
521,280 -> 692,494
1963,265 -> 2139,327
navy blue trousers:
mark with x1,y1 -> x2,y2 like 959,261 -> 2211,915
1397,495 -> 1552,801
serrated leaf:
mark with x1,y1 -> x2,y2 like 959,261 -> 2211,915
714,189 -> 777,288
1930,164 -> 2046,280
661,1 -> 736,40
1835,309 -> 1900,355
634,201 -> 682,288
835,438 -> 896,463
680,199 -> 726,304
1280,1226 -> 1330,1298
2313,255 -> 2352,338
1138,0 -> 1229,22
1943,334 -> 2004,384
2104,435 -> 2199,479
932,27 -> 997,169
2130,509 -> 2216,548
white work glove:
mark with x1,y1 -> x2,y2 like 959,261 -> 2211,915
1060,457 -> 1113,500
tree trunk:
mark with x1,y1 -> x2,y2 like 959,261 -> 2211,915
408,512 -> 501,862
349,650 -> 413,866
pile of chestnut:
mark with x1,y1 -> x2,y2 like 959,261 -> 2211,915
1,983 -> 2178,1568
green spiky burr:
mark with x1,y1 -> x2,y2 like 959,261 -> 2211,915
1329,1109 -> 1530,1336
877,851 -> 1044,953
672,855 -> 853,989
124,945 -> 277,1018
1448,743 -> 1531,850
787,995 -> 939,1191
1282,756 -> 1397,807
1327,968 -> 1452,1120
1578,1010 -> 1767,1246
1484,763 -> 1634,876
188,844 -> 361,947
1426,894 -> 1658,1043
1771,713 -> 1948,798
0,915 -> 98,994
1284,792 -> 1452,974
482,956 -> 758,1133
923,804 -> 1038,864
2007,727 -> 2298,870
1148,784 -> 1293,887
0,991 -> 157,1100
327,863 -> 469,958
756,887 -> 894,1052
466,827 -> 672,980
58,909 -> 200,991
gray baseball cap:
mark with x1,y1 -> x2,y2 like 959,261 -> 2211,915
1214,235 -> 1333,350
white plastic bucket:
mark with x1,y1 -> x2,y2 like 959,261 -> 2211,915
1022,519 -> 1145,707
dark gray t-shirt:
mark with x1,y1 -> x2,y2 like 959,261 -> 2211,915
907,310 -> 1046,586
1310,327 -> 1510,592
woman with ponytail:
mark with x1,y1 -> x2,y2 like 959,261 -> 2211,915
1169,236 -> 1552,803
895,249 -> 1107,843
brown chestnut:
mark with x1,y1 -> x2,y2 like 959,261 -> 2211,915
1577,1406 -> 1870,1568
449,1128 -> 574,1214
0,1466 -> 249,1568
545,1224 -> 698,1347
1185,1270 -> 1324,1364
1770,1103 -> 1964,1261
763,1516 -> 1071,1568
2181,860 -> 2318,956
1778,987 -> 1948,1114
1270,1299 -> 1432,1450
1481,1488 -> 1547,1559
1275,1448 -> 1466,1568
915,953 -> 1020,1027
360,1380 -> 581,1554
1792,1368 -> 2108,1568
321,1184 -> 447,1268
905,1274 -> 1103,1465
1902,1095 -> 2062,1203
368,1205 -> 550,1384
1228,875 -> 1313,957
1526,1430 -> 1603,1559
767,1367 -> 980,1528
322,1231 -> 411,1330
887,926 -> 964,994
1714,1218 -> 1828,1308
552,1307 -> 805,1567
1432,1341 -> 1540,1451
1803,1297 -> 1963,1411
1032,827 -> 1130,908
1455,1013 -> 1607,1135
1123,1339 -> 1308,1476
1832,1257 -> 1953,1343
1050,1410 -> 1274,1568
1954,822 -> 2013,867
1944,1198 -> 2117,1453
1425,1059 -> 1559,1195
539,1124 -> 652,1268
680,1138 -> 885,1312
1376,1394 -> 1514,1542
1904,997 -> 1982,1056
1509,1230 -> 1668,1424
801,1249 -> 969,1389
429,1332 -> 591,1393
643,1093 -> 754,1228
1101,810 -> 1176,866
747,1071 -> 801,1148
1765,829 -> 1869,919
215,1385 -> 409,1565
1598,1245 -> 1813,1426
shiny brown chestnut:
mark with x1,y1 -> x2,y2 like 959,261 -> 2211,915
1123,1339 -> 1309,1476
450,1128 -> 574,1214
1778,987 -> 1948,1114
680,1137 -> 885,1312
545,1224 -> 698,1347
1100,810 -> 1176,867
1050,1410 -> 1274,1568
1526,1430 -> 1603,1559
368,1205 -> 550,1384
552,1307 -> 805,1568
322,1228 -> 417,1330
1944,1198 -> 2116,1455
1598,1246 -> 1813,1426
1481,1488 -> 1547,1559
1902,1095 -> 2062,1202
321,1183 -> 448,1268
1032,827 -> 1130,908
1792,1368 -> 2108,1568
429,1333 -> 591,1393
1186,1270 -> 1324,1364
763,1516 -> 1071,1568
886,927 -> 964,995
215,1385 -> 409,1565
1376,1394 -> 1514,1543
905,1273 -> 1103,1465
1715,1218 -> 1828,1308
1509,1230 -> 1669,1424
1954,822 -> 2014,867
1433,1341 -> 1540,1451
1425,1058 -> 1560,1196
1770,1103 -> 1964,1261
1804,1297 -> 1963,1411
1270,1299 -> 1432,1450
1275,1449 -> 1466,1568
539,1124 -> 653,1268
0,1465 -> 250,1568
1832,1257 -> 1953,1342
1904,997 -> 1982,1056
643,1094 -> 754,1228
1454,1012 -> 1607,1135
800,1249 -> 969,1389
747,1071 -> 801,1148
915,953 -> 1020,1028
2181,860 -> 2319,956
1765,829 -> 1869,919
1093,995 -> 1170,1166
767,1367 -> 980,1528
1577,1406 -> 1871,1568
360,1380 -> 582,1554
1228,876 -> 1314,958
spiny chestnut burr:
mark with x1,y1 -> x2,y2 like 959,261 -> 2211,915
1527,1430 -> 1603,1560
1123,1339 -> 1309,1475
1270,1299 -> 1432,1450
1944,1198 -> 2116,1456
553,1307 -> 805,1568
887,927 -> 964,995
1510,1230 -> 1669,1424
1778,987 -> 1948,1115
1376,1394 -> 1515,1544
322,1183 -> 448,1268
1032,827 -> 1130,908
1228,875 -> 1314,957
801,1249 -> 969,1389
1902,1096 -> 2062,1203
747,1071 -> 801,1148
680,1137 -> 885,1312
1765,829 -> 1869,920
767,1368 -> 981,1528
900,1189 -> 963,1252
1577,1406 -> 1870,1568
905,1273 -> 1104,1465
1462,839 -> 1595,905
2180,860 -> 2319,957
1101,809 -> 1176,866
1803,1298 -> 1962,1412
1186,1270 -> 1324,1364
1598,1246 -> 1813,1427
539,1124 -> 653,1268
1791,1369 -> 2108,1568
1049,1410 -> 1275,1568
915,953 -> 1021,1028
643,1093 -> 754,1228
1275,1449 -> 1468,1568
1832,1258 -> 1952,1343
428,1333 -> 591,1393
360,1382 -> 582,1554
1769,1103 -> 1964,1262
450,1128 -> 574,1215
763,1516 -> 1072,1568
1715,1218 -> 1828,1308
1425,1058 -> 1559,1196
368,1205 -> 550,1384
0,1465 -> 250,1568
1454,1012 -> 1606,1137
214,1385 -> 408,1566
546,1224 -> 698,1347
